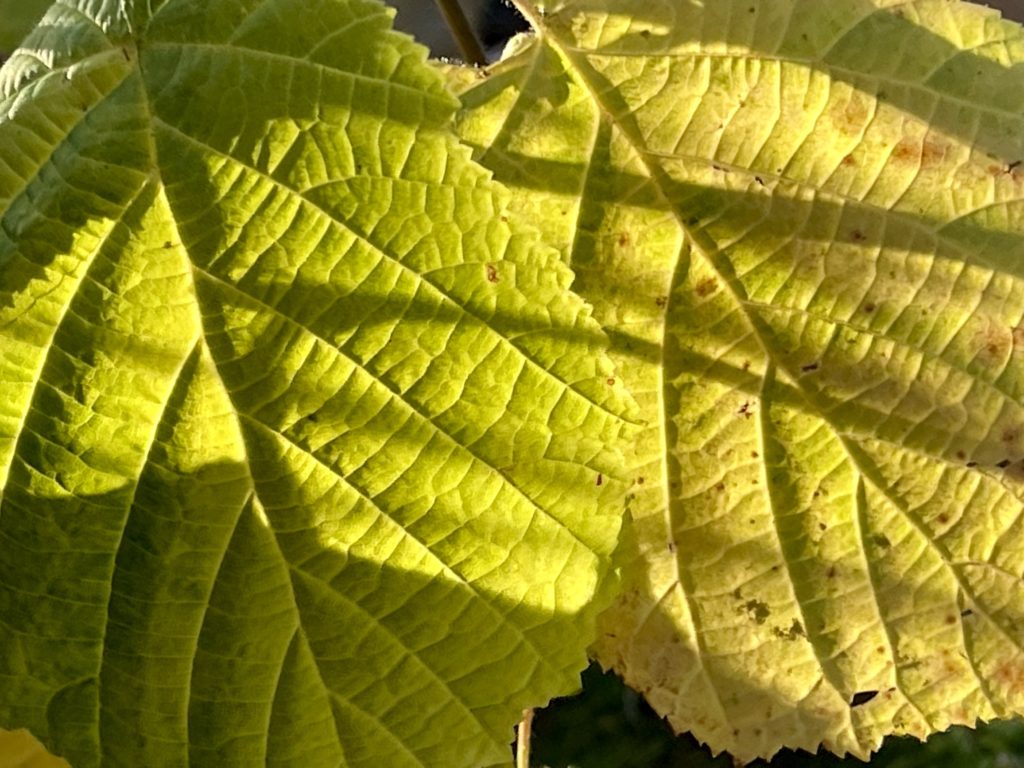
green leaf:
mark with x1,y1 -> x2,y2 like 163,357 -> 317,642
0,1 -> 632,766
451,0 -> 1024,761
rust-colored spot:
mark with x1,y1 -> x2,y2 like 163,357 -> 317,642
819,522 -> 827,531
993,660 -> 1024,690
1004,428 -> 1020,445
606,377 -> 616,386
851,229 -> 867,242
695,277 -> 718,297
937,513 -> 950,525
715,482 -> 726,492
163,241 -> 173,249
956,450 -> 966,460
617,233 -> 630,246
863,302 -> 876,313
596,474 -> 603,487
636,476 -> 646,485
801,362 -> 819,372
742,360 -> 751,371
486,264 -> 500,283
832,94 -> 869,134
655,295 -> 668,308
876,646 -> 886,655
998,459 -> 1012,469
892,138 -> 945,168
967,461 -> 978,468
751,451 -> 759,458
945,614 -> 957,625
828,566 -> 838,578
841,153 -> 857,167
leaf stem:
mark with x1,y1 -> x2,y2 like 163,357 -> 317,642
433,0 -> 487,65
516,708 -> 534,768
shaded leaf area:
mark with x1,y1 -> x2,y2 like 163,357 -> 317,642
0,1 -> 631,766
532,665 -> 1024,768
455,0 -> 1024,760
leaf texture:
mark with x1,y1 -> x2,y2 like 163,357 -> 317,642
0,1 -> 632,766
451,0 -> 1024,760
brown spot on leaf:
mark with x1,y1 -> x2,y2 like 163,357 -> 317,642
715,482 -> 726,492
595,474 -> 603,487
774,619 -> 805,641
636,476 -> 645,485
695,277 -> 718,297
832,94 -> 870,134
945,614 -> 957,625
742,599 -> 771,624
606,377 -> 616,386
937,513 -> 950,525
486,264 -> 500,283
863,302 -> 876,313
956,450 -> 966,460
801,362 -> 819,372
617,233 -> 630,246
655,295 -> 668,308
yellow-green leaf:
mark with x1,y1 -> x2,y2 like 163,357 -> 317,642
451,0 -> 1024,760
0,1 -> 631,765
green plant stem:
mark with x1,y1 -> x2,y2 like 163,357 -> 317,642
517,709 -> 534,768
433,0 -> 487,65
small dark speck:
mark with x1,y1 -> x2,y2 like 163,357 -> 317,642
640,29 -> 651,38
851,691 -> 878,707
667,541 -> 677,553
754,176 -> 765,186
163,241 -> 173,249
596,473 -> 603,487
863,302 -> 876,313
655,295 -> 668,308
956,450 -> 966,460
751,451 -> 759,458
1009,160 -> 1022,172
121,47 -> 130,61
961,608 -> 974,618
307,412 -> 320,423
966,461 -> 978,468
486,264 -> 500,283
801,362 -> 819,372
635,476 -> 645,485
998,459 -> 1012,469
818,522 -> 827,531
